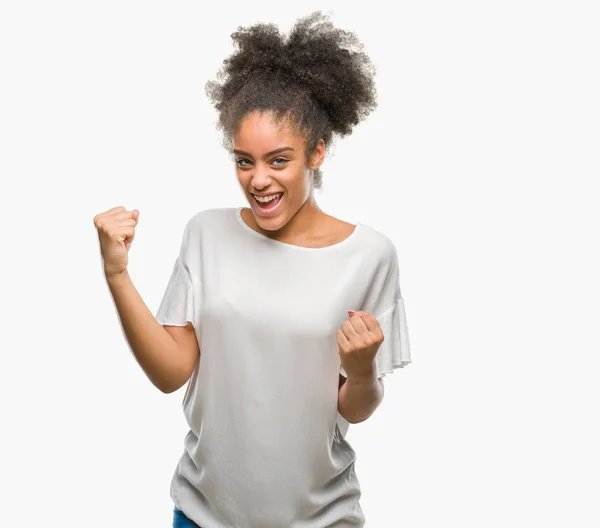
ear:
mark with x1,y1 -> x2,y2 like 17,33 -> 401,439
309,138 -> 325,169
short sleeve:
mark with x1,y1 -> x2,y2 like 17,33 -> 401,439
374,295 -> 411,377
340,240 -> 411,379
155,221 -> 196,327
155,256 -> 195,326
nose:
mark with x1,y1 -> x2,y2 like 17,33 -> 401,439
250,167 -> 273,190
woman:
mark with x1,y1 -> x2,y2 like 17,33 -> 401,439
95,11 -> 411,527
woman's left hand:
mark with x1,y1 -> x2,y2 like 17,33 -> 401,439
336,310 -> 384,379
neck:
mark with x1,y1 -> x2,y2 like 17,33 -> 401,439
248,190 -> 328,242
284,193 -> 325,235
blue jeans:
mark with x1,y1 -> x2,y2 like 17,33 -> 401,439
173,506 -> 202,528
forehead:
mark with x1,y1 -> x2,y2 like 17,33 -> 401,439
233,112 -> 302,151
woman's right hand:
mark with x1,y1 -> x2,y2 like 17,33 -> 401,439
93,206 -> 139,277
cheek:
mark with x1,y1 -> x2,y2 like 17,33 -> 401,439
283,167 -> 309,188
236,171 -> 251,186
235,165 -> 307,192
285,170 -> 312,195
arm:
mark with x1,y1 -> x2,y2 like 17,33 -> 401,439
106,270 -> 199,394
337,367 -> 384,424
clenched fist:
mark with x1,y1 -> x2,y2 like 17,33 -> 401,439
93,206 -> 140,277
336,310 -> 384,379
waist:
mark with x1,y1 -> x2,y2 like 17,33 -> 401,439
172,446 -> 364,527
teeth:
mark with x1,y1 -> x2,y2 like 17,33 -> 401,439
255,193 -> 282,203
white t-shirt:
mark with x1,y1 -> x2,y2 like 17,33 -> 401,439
155,206 -> 411,527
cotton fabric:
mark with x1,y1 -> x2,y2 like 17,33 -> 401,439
155,206 -> 411,527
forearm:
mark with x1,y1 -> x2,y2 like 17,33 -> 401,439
105,269 -> 190,393
337,367 -> 384,424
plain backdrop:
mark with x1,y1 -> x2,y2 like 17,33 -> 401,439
1,1 -> 599,526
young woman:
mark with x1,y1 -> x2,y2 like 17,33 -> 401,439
95,11 -> 411,528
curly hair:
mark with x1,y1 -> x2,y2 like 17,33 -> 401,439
204,10 -> 378,191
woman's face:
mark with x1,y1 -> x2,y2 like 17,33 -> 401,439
233,111 -> 324,232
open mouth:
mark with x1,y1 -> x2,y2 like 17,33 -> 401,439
253,192 -> 283,213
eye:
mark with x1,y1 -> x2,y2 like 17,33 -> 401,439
235,157 -> 289,168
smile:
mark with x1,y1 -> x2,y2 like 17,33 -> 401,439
252,192 -> 283,215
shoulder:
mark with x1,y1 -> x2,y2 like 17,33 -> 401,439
173,208 -> 230,253
357,222 -> 399,262
184,207 -> 236,233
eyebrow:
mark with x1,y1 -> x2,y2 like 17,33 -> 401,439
232,146 -> 295,158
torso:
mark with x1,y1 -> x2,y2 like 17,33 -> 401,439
157,206 -> 407,527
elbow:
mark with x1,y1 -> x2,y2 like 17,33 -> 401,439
157,383 -> 174,394
345,403 -> 382,424
339,403 -> 381,424
154,367 -> 195,394
155,379 -> 180,394
345,415 -> 367,425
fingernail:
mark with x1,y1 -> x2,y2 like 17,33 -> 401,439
348,310 -> 357,315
